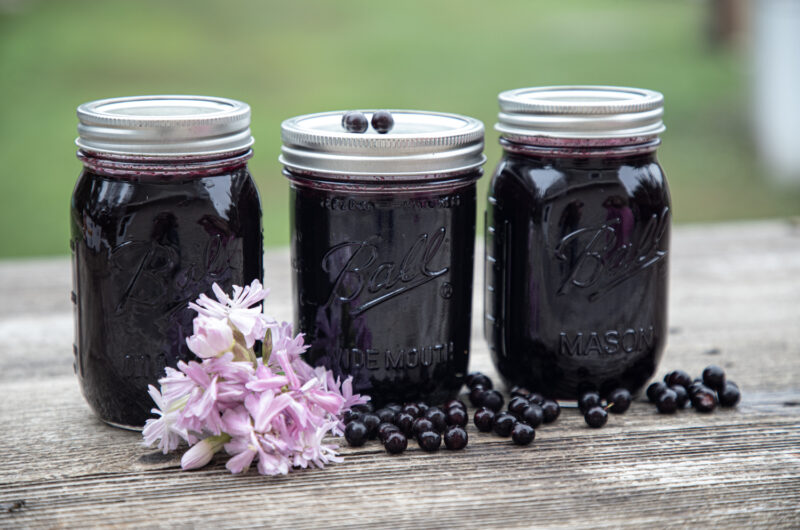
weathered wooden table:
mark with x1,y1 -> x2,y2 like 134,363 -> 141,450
1,220 -> 799,528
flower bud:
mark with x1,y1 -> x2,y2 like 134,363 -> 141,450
186,316 -> 234,358
181,434 -> 229,470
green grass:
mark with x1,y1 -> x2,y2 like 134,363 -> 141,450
1,0 -> 798,258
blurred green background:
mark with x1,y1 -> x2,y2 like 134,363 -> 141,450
1,0 -> 798,258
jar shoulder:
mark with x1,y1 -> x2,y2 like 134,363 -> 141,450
71,167 -> 259,213
490,153 -> 669,204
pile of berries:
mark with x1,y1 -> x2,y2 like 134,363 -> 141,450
577,387 -> 632,428
467,372 -> 560,445
341,110 -> 394,134
343,365 -> 742,453
646,365 -> 740,414
343,399 -> 470,455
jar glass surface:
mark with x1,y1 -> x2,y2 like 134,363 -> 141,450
70,161 -> 263,428
485,142 -> 670,399
281,109 -> 485,406
288,170 -> 479,405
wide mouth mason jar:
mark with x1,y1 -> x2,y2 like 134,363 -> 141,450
280,110 -> 485,405
485,86 -> 671,400
72,95 -> 263,429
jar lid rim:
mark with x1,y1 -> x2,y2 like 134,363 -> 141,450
496,86 -> 665,140
76,95 -> 253,157
280,109 -> 485,178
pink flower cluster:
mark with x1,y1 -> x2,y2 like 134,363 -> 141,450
142,280 -> 368,475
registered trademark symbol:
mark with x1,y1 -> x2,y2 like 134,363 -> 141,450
440,282 -> 453,299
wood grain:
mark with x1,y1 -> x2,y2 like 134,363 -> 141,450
1,220 -> 799,528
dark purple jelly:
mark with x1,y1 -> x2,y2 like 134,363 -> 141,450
485,86 -> 670,399
73,95 -> 262,429
70,164 -> 262,428
281,109 -> 485,407
288,172 -> 478,406
485,142 -> 670,399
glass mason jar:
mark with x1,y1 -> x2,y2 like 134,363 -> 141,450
485,86 -> 671,400
71,95 -> 263,429
280,110 -> 485,405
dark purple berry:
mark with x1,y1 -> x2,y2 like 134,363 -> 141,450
370,110 -> 394,134
664,370 -> 692,389
511,423 -> 535,445
481,389 -> 504,412
394,412 -> 415,435
507,396 -> 530,416
687,381 -> 703,395
509,385 -> 531,398
424,407 -> 447,432
692,391 -> 717,413
344,421 -> 368,446
446,406 -> 468,427
402,403 -> 421,418
607,388 -> 631,414
541,399 -> 560,423
351,402 -> 373,413
416,402 -> 430,415
468,373 -> 493,390
702,365 -> 726,391
647,381 -> 668,402
384,432 -> 407,454
361,413 -> 381,439
718,382 -> 741,407
688,382 -> 714,397
473,407 -> 495,432
385,402 -> 402,413
584,406 -> 608,428
656,389 -> 678,414
342,111 -> 368,133
468,385 -> 486,407
527,392 -> 545,406
342,409 -> 362,424
492,412 -> 516,437
412,417 -> 435,437
378,422 -> 400,443
670,384 -> 689,408
444,399 -> 467,411
520,404 -> 544,427
578,391 -> 602,413
376,407 -> 396,424
417,430 -> 441,452
443,425 -> 468,450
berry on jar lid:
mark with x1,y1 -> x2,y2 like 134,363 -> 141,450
342,111 -> 368,133
371,110 -> 394,134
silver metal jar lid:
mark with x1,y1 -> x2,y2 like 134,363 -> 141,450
496,86 -> 665,141
76,95 -> 253,157
280,110 -> 485,179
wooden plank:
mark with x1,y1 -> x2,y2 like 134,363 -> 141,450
1,373 -> 798,528
0,220 -> 799,528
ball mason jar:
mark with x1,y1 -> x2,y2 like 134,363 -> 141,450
71,95 -> 263,429
280,110 -> 485,405
485,86 -> 671,399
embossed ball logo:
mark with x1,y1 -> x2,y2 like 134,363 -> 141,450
321,227 -> 450,314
